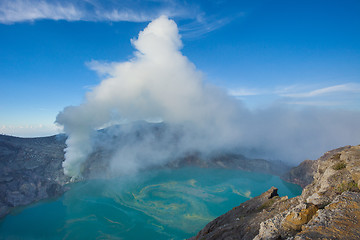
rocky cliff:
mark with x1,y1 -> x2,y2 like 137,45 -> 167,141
0,134 -> 69,218
190,145 -> 360,240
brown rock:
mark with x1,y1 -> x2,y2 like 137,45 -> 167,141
342,145 -> 360,190
295,191 -> 360,239
281,203 -> 318,231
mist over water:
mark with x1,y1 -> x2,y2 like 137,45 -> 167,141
56,16 -> 360,178
0,168 -> 302,240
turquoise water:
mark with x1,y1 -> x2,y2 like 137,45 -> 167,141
0,168 -> 301,240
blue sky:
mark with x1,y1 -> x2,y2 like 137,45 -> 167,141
1,0 -> 360,137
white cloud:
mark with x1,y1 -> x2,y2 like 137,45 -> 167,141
0,0 -> 83,24
0,0 -> 186,24
229,83 -> 360,109
57,16 -> 246,177
95,9 -> 150,22
228,88 -> 262,97
0,0 -> 197,24
179,14 -> 234,38
0,0 -> 239,37
284,101 -> 344,106
280,83 -> 360,98
0,124 -> 60,137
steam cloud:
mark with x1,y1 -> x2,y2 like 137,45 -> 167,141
56,16 -> 360,178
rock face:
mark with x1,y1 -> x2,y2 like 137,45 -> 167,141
281,145 -> 352,188
296,191 -> 360,239
0,134 -> 69,218
281,160 -> 316,188
190,145 -> 360,240
188,187 -> 294,240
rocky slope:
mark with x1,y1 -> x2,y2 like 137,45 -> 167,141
281,145 -> 352,188
190,145 -> 360,240
0,134 -> 69,218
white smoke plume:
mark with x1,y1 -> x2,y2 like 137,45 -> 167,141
56,16 -> 245,177
56,16 -> 360,178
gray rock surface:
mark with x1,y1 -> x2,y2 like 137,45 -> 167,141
189,187 -> 291,240
281,160 -> 316,188
295,191 -> 360,239
0,134 -> 69,218
281,145 -> 352,188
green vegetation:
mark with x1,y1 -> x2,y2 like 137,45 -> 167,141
333,153 -> 341,160
336,181 -> 359,194
332,161 -> 346,170
257,196 -> 280,211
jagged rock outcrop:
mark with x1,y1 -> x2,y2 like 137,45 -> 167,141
190,145 -> 360,240
281,160 -> 316,188
188,187 -> 294,240
296,191 -> 360,239
281,145 -> 352,188
0,134 -> 69,218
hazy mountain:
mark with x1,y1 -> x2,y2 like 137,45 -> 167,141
0,122 -> 290,218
